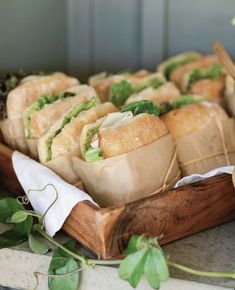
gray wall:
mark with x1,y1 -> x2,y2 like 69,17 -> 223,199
1,0 -> 235,81
0,0 -> 67,73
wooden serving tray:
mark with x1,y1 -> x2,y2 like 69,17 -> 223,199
1,142 -> 235,259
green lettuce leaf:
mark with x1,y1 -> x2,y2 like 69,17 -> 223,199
184,63 -> 222,92
45,97 -> 99,161
163,55 -> 199,79
84,147 -> 104,162
159,95 -> 205,115
111,80 -> 134,107
122,100 -> 160,116
110,77 -> 165,107
25,92 -> 75,138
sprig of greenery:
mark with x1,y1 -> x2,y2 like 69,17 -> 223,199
0,196 -> 235,290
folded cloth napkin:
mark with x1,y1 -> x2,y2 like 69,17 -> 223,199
12,151 -> 96,236
175,166 -> 234,188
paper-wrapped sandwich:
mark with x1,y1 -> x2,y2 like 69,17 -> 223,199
23,85 -> 97,158
160,96 -> 235,175
158,54 -> 225,103
109,72 -> 176,107
0,72 -> 79,153
38,97 -> 118,183
72,103 -> 180,206
88,70 -> 150,102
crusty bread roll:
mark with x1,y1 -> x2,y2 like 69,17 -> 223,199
189,75 -> 225,101
125,82 -> 180,105
158,51 -> 202,79
38,102 -> 117,163
170,55 -> 219,89
24,85 -> 97,139
100,114 -> 168,158
7,72 -> 79,119
160,102 -> 228,140
51,102 -> 118,159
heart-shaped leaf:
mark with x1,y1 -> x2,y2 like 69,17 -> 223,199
28,234 -> 49,255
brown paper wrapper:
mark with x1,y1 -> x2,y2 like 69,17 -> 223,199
43,147 -> 81,184
176,118 -> 235,176
26,139 -> 39,159
72,134 -> 180,207
0,118 -> 29,154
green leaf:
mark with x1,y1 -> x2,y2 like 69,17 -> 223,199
0,215 -> 33,248
184,63 -> 222,92
28,234 -> 49,255
119,235 -> 170,289
84,147 -> 104,162
0,198 -> 25,223
10,210 -> 29,223
163,55 -> 199,79
111,80 -> 134,107
119,249 -> 148,288
122,100 -> 160,117
48,240 -> 79,290
144,248 -> 169,289
49,257 -> 79,290
159,95 -> 205,115
123,235 -> 139,255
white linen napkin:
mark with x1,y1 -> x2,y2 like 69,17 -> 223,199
12,151 -> 96,237
175,166 -> 234,188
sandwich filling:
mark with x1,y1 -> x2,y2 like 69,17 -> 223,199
183,63 -> 222,92
44,97 -> 99,161
25,92 -> 75,138
110,76 -> 165,107
163,55 -> 200,80
159,95 -> 206,115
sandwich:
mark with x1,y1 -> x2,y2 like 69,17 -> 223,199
0,70 -> 45,119
80,105 -> 167,161
24,85 -> 97,139
160,54 -> 225,101
88,70 -> 150,102
109,72 -> 166,107
124,81 -> 180,105
0,71 -> 79,153
159,96 -> 233,176
38,98 -> 118,163
160,98 -> 228,140
6,72 -> 79,119
158,51 -> 202,80
73,101 -> 180,206
182,62 -> 225,101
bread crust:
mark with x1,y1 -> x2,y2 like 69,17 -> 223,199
24,85 -> 96,138
158,51 -> 202,75
160,102 -> 228,140
99,113 -> 168,158
125,82 -> 180,105
7,73 -> 79,119
189,75 -> 225,101
170,55 -> 219,89
50,102 -> 118,159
